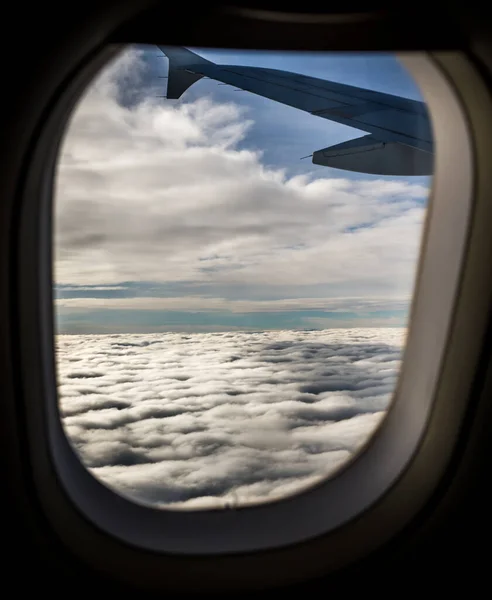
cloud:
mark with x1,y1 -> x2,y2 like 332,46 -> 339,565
54,46 -> 428,314
58,327 -> 404,509
58,285 -> 129,292
55,295 -> 411,312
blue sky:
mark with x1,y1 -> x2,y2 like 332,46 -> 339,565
142,46 -> 429,181
54,45 -> 430,333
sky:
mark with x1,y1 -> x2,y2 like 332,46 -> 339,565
55,47 -> 428,509
54,44 -> 431,334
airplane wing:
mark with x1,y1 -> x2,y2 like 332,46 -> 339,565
158,46 -> 433,176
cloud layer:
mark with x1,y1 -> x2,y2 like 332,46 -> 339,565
54,46 -> 428,328
58,328 -> 405,509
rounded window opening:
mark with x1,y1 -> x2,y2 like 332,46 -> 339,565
53,44 -> 433,511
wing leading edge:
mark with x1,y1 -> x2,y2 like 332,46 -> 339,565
158,46 -> 433,176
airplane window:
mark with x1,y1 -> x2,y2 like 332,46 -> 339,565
53,45 -> 433,510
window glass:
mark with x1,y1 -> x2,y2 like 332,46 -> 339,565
54,45 -> 432,509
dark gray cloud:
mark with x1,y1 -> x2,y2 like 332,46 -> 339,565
58,328 -> 404,509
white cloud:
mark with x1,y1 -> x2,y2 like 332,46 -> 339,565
54,47 -> 428,307
57,327 -> 405,509
55,295 -> 411,313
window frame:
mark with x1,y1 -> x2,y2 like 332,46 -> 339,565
14,37 -> 492,589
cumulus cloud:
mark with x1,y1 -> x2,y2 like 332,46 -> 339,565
58,328 -> 405,509
54,46 -> 428,311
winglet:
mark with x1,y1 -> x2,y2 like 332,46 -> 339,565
157,46 -> 213,99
